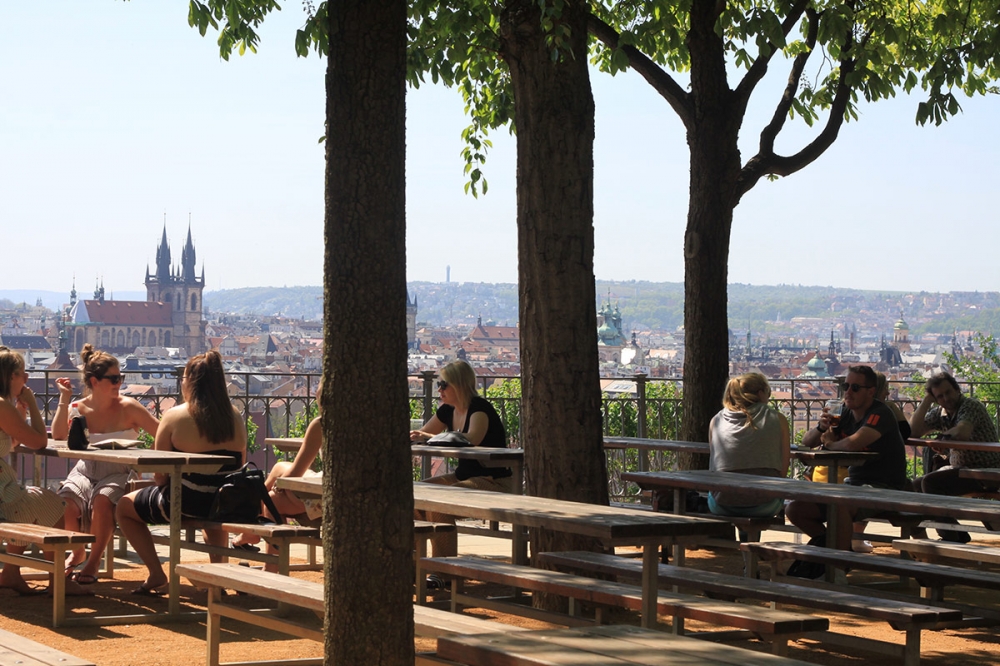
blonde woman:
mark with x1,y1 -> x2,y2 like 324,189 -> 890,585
410,360 -> 511,581
0,347 -> 89,596
707,373 -> 790,518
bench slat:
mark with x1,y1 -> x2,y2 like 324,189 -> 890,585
0,524 -> 95,546
437,625 -> 815,666
178,563 -> 324,610
537,551 -> 961,626
422,556 -> 826,635
743,542 -> 1000,590
894,538 -> 1000,566
0,629 -> 94,666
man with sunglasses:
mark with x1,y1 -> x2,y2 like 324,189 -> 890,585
909,371 -> 1000,542
786,366 -> 907,572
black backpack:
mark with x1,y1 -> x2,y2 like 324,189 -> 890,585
208,462 -> 284,525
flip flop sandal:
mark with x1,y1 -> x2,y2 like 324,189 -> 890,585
131,583 -> 167,597
73,573 -> 99,585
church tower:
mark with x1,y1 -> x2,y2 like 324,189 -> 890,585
144,221 -> 206,355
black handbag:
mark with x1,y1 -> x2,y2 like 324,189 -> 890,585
208,462 -> 284,525
427,431 -> 472,447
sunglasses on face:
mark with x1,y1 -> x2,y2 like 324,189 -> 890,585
101,374 -> 125,385
436,381 -> 449,390
842,382 -> 872,393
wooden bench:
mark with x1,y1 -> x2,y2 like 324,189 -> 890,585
421,556 -> 826,654
0,523 -> 95,627
742,541 -> 1000,603
435,624 -> 819,666
415,520 -> 457,604
149,519 -> 321,575
0,628 -> 95,666
176,563 -> 524,666
538,550 -> 962,666
894,538 -> 1000,566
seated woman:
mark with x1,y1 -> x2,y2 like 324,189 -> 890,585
116,351 -> 247,595
231,414 -> 323,566
0,347 -> 89,596
51,344 -> 159,584
410,360 -> 512,571
707,372 -> 789,521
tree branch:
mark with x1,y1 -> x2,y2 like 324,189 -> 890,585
757,8 -> 819,155
735,0 -> 812,101
587,14 -> 693,129
737,37 -> 856,199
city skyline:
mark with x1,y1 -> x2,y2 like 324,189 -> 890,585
2,3 -> 998,296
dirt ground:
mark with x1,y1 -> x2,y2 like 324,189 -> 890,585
3,543 -> 1000,666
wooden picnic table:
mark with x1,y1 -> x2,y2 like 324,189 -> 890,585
604,437 -> 876,485
410,444 -> 524,493
267,438 -> 525,493
276,476 -> 730,628
623,469 -> 1000,552
435,624 -> 815,666
18,440 -> 231,623
907,437 -> 1000,453
959,467 -> 1000,484
265,437 -> 305,454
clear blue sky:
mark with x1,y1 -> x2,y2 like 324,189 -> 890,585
2,2 -> 997,297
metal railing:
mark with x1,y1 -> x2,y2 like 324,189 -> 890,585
22,368 -> 1000,499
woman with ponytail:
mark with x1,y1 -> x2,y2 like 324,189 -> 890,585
51,344 -> 159,584
115,350 -> 246,595
707,372 -> 790,518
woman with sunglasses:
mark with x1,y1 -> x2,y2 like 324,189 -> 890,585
51,344 -> 160,584
410,360 -> 511,577
0,346 -> 89,595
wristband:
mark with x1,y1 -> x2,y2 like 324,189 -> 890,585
58,402 -> 71,407
816,424 -> 828,433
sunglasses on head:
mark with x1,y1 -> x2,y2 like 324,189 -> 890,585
436,380 -> 449,390
842,382 -> 872,393
101,374 -> 125,385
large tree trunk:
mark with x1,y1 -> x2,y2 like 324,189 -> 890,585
322,1 -> 412,664
678,2 -> 742,463
500,0 -> 608,554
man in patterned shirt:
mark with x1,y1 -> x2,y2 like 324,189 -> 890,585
910,371 -> 1000,542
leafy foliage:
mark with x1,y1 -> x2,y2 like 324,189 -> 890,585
946,333 -> 1000,409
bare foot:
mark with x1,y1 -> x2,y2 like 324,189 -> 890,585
0,576 -> 46,596
64,548 -> 87,573
231,534 -> 261,548
57,577 -> 95,597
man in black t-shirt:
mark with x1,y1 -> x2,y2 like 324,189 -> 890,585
787,365 -> 907,552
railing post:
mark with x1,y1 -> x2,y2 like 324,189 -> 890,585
420,370 -> 435,423
419,371 -> 436,480
634,373 -> 649,473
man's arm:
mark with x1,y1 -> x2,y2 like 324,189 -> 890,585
909,394 -> 936,438
823,424 -> 882,452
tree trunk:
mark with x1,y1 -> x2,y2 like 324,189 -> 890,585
678,3 -> 742,463
500,0 -> 608,558
322,2 -> 412,664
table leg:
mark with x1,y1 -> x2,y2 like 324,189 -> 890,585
512,462 -> 523,495
825,462 -> 841,484
641,542 -> 658,629
169,464 -> 182,616
512,522 -> 527,566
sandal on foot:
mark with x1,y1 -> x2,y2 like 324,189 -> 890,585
131,583 -> 167,596
73,573 -> 99,585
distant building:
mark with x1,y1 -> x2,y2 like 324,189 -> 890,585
64,225 -> 207,356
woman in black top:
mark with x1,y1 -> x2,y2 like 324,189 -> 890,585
410,360 -> 511,567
